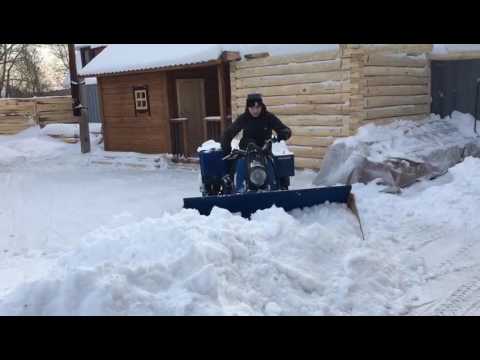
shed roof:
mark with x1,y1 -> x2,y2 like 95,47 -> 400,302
78,44 -> 339,77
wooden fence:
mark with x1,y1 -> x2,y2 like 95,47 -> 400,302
0,96 -> 77,135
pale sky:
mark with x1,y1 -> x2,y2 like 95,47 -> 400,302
38,45 -> 67,90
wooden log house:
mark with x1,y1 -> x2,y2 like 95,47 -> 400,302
78,44 -> 480,169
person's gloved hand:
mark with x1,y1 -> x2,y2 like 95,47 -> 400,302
221,139 -> 232,155
276,128 -> 292,141
222,145 -> 232,156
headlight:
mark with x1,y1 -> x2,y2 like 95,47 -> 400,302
250,167 -> 267,186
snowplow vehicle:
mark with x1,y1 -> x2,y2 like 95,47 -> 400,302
183,138 -> 363,233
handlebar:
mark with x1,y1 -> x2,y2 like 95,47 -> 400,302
222,137 -> 281,160
222,149 -> 247,161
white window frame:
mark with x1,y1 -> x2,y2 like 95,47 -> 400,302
134,89 -> 148,111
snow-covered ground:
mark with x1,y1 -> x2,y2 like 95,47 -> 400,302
0,119 -> 479,315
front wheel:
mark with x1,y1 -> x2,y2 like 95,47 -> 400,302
202,182 -> 222,196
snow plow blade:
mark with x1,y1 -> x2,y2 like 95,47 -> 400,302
184,185 -> 353,218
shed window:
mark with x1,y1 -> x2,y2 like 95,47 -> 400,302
133,87 -> 149,113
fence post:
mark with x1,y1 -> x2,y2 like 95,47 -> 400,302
79,106 -> 91,153
182,119 -> 189,157
32,100 -> 39,126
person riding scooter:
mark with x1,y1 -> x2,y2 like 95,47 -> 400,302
220,93 -> 292,192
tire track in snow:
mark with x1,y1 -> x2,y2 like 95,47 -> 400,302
432,275 -> 480,316
426,234 -> 480,280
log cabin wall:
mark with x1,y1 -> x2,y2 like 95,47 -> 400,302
230,45 -> 434,170
343,44 -> 433,133
230,49 -> 350,170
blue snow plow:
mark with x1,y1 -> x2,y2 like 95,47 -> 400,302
183,139 -> 363,237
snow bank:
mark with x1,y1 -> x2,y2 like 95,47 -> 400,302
339,112 -> 478,156
0,127 -> 69,165
2,112 -> 480,315
0,202 -> 419,315
40,123 -> 102,138
0,125 -> 107,167
351,156 -> 480,313
314,112 -> 480,187
0,146 -> 24,165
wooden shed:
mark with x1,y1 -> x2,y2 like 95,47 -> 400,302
79,45 -> 239,157
79,44 -> 480,169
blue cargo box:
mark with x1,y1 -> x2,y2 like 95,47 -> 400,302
199,149 -> 228,178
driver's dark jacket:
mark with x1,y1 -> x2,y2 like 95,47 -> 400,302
220,105 -> 292,154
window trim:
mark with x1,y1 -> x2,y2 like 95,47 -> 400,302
132,85 -> 151,116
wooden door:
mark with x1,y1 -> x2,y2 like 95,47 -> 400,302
176,79 -> 206,156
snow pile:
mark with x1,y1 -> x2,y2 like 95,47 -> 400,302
197,140 -> 221,152
40,123 -> 102,138
352,156 -> 480,313
0,203 -> 419,315
2,116 -> 480,315
0,146 -> 24,165
0,127 -> 69,165
314,112 -> 480,187
339,112 -> 478,159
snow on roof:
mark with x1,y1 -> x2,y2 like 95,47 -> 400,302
78,44 -> 339,77
75,44 -> 108,50
432,44 -> 480,54
226,44 -> 338,57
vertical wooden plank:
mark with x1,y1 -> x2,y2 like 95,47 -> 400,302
32,99 -> 39,126
229,61 -> 238,120
182,119 -> 189,157
162,72 -> 172,153
217,62 -> 227,134
97,77 -> 109,150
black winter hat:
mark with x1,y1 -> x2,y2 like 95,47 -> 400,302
246,93 -> 263,107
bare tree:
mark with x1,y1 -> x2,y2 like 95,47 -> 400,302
16,46 -> 50,96
0,45 -> 51,97
48,44 -> 69,71
0,44 -> 28,97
